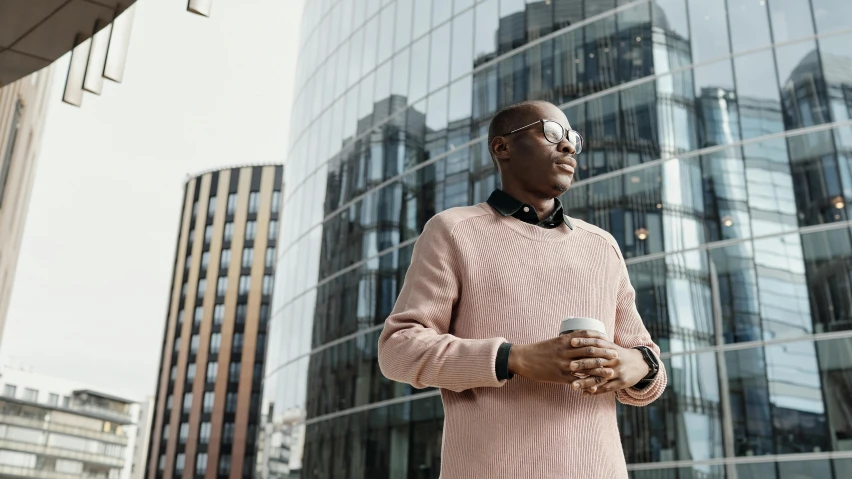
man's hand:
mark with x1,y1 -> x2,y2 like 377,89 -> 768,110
568,336 -> 650,395
507,330 -> 619,384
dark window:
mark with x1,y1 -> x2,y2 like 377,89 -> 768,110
197,279 -> 206,299
210,333 -> 221,354
207,197 -> 216,217
271,191 -> 281,214
182,393 -> 193,413
239,276 -> 251,295
196,452 -> 208,475
229,363 -> 241,383
179,422 -> 189,444
265,247 -> 276,268
206,362 -> 218,383
194,306 -> 203,326
201,251 -> 210,271
259,304 -> 270,326
226,392 -> 238,413
218,455 -> 231,475
245,221 -> 257,241
268,220 -> 278,241
224,222 -> 234,242
232,333 -> 243,354
223,423 -> 234,444
242,248 -> 254,268
213,305 -> 224,326
199,422 -> 211,444
190,334 -> 199,354
175,453 -> 185,474
248,192 -> 259,214
217,277 -> 228,297
262,275 -> 274,296
186,363 -> 196,382
227,193 -> 237,215
236,304 -> 247,324
204,225 -> 213,244
203,391 -> 214,413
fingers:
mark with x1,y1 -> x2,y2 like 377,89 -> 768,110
566,329 -> 608,340
569,357 -> 617,372
583,379 -> 625,396
564,345 -> 618,360
571,375 -> 609,390
569,336 -> 614,349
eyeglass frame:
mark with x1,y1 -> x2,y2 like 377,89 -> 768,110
501,119 -> 584,150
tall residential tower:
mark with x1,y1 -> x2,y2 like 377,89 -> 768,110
147,165 -> 283,479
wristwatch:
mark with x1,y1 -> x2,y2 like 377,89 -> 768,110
632,346 -> 659,391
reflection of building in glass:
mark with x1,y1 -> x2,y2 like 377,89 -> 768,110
263,1 -> 852,477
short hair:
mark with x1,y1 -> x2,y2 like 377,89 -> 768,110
486,100 -> 551,169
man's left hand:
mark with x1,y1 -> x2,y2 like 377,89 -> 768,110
566,336 -> 650,395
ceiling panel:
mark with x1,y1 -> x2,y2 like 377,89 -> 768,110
0,0 -> 69,48
0,49 -> 51,87
13,0 -> 114,60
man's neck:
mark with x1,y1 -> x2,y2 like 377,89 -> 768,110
500,186 -> 557,220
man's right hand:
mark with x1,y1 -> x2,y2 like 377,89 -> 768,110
507,330 -> 619,385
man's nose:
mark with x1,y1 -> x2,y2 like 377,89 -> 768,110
559,139 -> 576,155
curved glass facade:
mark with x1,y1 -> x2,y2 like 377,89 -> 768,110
261,1 -> 852,478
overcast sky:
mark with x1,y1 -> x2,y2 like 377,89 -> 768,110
1,0 -> 304,401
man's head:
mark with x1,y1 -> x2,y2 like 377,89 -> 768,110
488,100 -> 580,198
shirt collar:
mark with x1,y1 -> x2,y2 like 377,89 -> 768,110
486,189 -> 573,230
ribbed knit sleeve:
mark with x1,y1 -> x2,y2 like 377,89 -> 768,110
611,256 -> 668,407
377,214 -> 507,393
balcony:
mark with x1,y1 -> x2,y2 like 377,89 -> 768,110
0,439 -> 124,468
0,413 -> 128,445
0,464 -> 79,479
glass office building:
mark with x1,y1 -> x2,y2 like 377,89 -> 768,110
262,0 -> 852,477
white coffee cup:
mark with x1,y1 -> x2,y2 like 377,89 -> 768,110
559,317 -> 607,338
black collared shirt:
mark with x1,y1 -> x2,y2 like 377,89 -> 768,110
486,189 -> 573,230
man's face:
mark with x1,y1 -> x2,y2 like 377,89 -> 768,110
495,102 -> 579,197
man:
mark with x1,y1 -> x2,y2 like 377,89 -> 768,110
377,100 -> 666,478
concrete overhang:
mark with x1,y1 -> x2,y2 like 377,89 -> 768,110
0,0 -> 137,88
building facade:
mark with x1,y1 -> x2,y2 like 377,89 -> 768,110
263,0 -> 852,478
131,396 -> 155,479
0,69 -> 54,348
146,166 -> 283,479
0,366 -> 141,479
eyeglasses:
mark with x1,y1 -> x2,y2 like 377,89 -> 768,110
503,119 -> 584,154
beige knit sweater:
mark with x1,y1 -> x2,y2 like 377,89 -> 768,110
377,203 -> 667,479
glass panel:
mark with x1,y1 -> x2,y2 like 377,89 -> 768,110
429,23 -> 452,91
394,0 -> 413,51
391,48 -> 410,99
620,352 -> 722,464
819,32 -> 852,126
377,4 -> 395,64
412,0 -> 432,39
811,0 -> 852,34
409,36 -> 430,101
734,50 -> 785,140
450,9 -> 474,81
726,0 -> 772,54
768,0 -> 815,43
776,39 -> 831,130
474,0 -> 499,66
686,0 -> 731,63
432,0 -> 452,26
801,227 -> 852,334
693,59 -> 740,148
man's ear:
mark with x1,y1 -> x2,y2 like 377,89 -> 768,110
491,136 -> 511,161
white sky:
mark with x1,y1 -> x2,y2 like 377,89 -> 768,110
1,0 -> 305,401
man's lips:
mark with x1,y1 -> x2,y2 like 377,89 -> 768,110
556,160 -> 576,174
